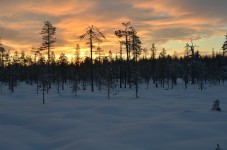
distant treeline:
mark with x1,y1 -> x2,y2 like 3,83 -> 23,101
0,49 -> 226,97
0,21 -> 227,99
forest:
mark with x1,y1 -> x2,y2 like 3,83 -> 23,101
0,21 -> 227,101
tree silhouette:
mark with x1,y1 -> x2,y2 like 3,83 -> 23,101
40,21 -> 56,65
150,43 -> 157,84
115,22 -> 132,61
185,40 -> 199,84
38,65 -> 50,104
0,37 -> 5,94
222,34 -> 227,57
118,41 -> 124,88
0,37 -> 6,67
95,46 -> 105,62
115,22 -> 139,88
75,44 -> 81,66
80,25 -> 105,92
219,34 -> 227,84
130,26 -> 142,97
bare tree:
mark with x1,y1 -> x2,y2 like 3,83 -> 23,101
80,25 -> 105,92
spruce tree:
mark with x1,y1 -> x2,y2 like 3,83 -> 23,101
40,21 -> 56,65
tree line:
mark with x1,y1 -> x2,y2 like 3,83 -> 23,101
0,21 -> 227,101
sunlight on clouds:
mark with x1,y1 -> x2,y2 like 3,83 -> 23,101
22,1 -> 96,17
0,0 -> 227,57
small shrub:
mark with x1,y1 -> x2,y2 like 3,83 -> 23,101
215,144 -> 221,150
212,100 -> 221,111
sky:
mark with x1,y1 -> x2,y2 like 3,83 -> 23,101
0,0 -> 227,58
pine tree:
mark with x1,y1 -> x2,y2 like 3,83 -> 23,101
80,25 -> 105,92
40,21 -> 56,65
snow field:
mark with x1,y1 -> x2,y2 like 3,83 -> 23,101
0,82 -> 227,150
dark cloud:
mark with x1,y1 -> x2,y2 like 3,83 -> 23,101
162,0 -> 227,23
0,26 -> 19,40
0,25 -> 40,48
151,27 -> 214,43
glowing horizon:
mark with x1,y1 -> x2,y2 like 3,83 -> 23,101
0,0 -> 227,57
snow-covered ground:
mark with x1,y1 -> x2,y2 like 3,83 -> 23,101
0,82 -> 227,150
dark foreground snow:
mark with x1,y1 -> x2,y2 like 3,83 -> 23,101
0,83 -> 227,150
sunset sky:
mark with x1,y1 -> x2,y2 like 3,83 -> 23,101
1,0 -> 227,58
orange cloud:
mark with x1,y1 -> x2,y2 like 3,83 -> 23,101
0,0 -> 226,57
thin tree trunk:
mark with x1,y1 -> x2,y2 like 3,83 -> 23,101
42,83 -> 45,104
90,28 -> 94,92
